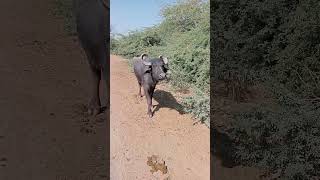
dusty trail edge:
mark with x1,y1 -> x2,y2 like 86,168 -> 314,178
110,55 -> 210,180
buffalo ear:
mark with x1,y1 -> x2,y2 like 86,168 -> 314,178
141,53 -> 148,60
159,55 -> 163,59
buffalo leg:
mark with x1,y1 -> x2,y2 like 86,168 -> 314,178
143,86 -> 153,118
146,93 -> 153,118
138,83 -> 143,97
88,66 -> 101,115
102,35 -> 109,110
102,65 -> 109,109
149,86 -> 155,113
100,43 -> 109,110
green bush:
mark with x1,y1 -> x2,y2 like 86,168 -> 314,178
52,0 -> 76,35
182,88 -> 210,126
212,0 -> 320,179
230,102 -> 320,180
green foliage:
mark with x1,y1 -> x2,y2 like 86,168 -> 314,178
111,28 -> 163,58
52,0 -> 76,35
112,0 -> 210,126
160,0 -> 210,34
212,0 -> 320,178
182,88 -> 210,126
230,102 -> 320,180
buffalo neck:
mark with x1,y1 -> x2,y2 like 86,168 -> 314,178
144,72 -> 158,88
151,70 -> 160,85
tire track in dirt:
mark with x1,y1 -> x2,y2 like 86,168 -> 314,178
110,55 -> 210,180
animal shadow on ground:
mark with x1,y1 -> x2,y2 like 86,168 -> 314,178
152,90 -> 185,116
211,127 -> 239,168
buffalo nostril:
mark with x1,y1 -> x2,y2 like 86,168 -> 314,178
159,74 -> 166,78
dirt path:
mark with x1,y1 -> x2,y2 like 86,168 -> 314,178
0,0 -> 107,179
109,55 -> 210,179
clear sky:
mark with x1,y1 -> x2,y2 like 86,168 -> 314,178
110,0 -> 177,35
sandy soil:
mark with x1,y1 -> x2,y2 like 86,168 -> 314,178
110,55 -> 210,179
0,0 -> 107,179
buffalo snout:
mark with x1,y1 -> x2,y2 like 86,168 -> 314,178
159,73 -> 166,80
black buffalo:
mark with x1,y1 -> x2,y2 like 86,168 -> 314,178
133,54 -> 169,118
74,0 -> 109,115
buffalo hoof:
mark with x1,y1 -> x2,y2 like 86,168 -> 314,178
87,106 -> 100,116
88,103 -> 101,116
100,106 -> 108,113
148,113 -> 153,118
88,98 -> 101,116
